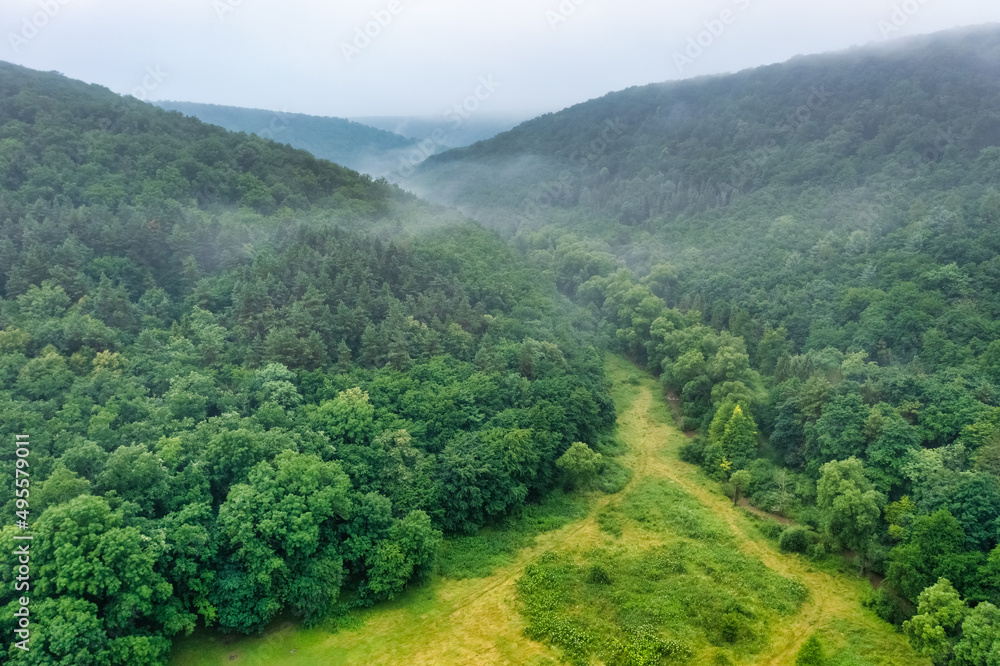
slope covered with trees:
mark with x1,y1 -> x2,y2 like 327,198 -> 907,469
0,63 -> 616,664
412,25 -> 1000,658
157,101 -> 422,178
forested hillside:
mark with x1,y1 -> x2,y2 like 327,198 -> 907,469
157,101 -> 421,178
413,25 -> 1000,660
0,63 -> 615,664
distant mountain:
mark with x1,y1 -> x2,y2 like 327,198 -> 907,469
411,24 -> 1000,239
350,115 -> 524,150
157,101 -> 422,177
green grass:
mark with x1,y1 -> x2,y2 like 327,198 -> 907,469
620,478 -> 730,543
436,489 -> 589,580
516,476 -> 809,665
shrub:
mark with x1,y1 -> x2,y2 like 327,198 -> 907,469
759,520 -> 785,540
679,437 -> 706,465
862,586 -> 912,626
587,564 -> 612,585
779,527 -> 812,554
717,611 -> 752,644
795,635 -> 825,665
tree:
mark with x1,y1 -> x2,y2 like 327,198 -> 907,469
362,510 -> 441,603
95,444 -> 172,517
556,441 -> 604,490
202,428 -> 279,498
336,339 -> 353,373
310,387 -> 375,445
953,602 -> 1000,666
705,404 -> 759,473
816,457 -> 885,564
887,509 -> 983,602
215,451 -> 353,631
903,578 -> 968,665
29,496 -> 179,638
708,397 -> 737,444
729,469 -> 752,506
719,405 -> 759,470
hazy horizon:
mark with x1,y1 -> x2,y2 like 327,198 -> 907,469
2,1 -> 999,122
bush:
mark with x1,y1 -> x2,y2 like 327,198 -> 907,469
779,527 -> 812,554
587,564 -> 612,585
681,416 -> 700,432
795,635 -> 825,665
679,437 -> 706,465
759,520 -> 785,540
557,442 -> 604,489
717,611 -> 752,644
862,586 -> 912,626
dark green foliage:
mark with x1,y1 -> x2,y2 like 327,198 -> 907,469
0,62 -> 618,662
887,510 -> 985,603
779,527 -> 813,554
679,437 -> 707,465
863,587 -> 912,627
410,28 -> 1000,628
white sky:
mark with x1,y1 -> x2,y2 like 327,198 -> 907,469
2,0 -> 999,119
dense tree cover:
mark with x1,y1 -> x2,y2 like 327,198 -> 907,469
412,25 -> 1000,657
0,62 -> 392,219
0,64 -> 615,664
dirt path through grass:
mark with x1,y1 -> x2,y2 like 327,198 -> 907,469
605,355 -> 922,665
172,355 -> 922,665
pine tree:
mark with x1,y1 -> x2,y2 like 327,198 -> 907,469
336,339 -> 352,374
720,404 -> 758,470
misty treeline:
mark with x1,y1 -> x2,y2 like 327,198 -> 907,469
0,63 -> 616,664
415,26 -> 1000,663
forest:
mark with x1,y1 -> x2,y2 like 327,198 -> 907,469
155,101 -> 422,178
1,22 -> 1000,666
0,62 -> 615,664
411,24 -> 1000,665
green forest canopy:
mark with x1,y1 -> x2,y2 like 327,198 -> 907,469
0,61 -> 615,664
413,24 -> 1000,659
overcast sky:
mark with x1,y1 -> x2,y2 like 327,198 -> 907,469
2,0 -> 999,121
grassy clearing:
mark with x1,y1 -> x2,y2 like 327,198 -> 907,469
590,355 -> 926,666
437,490 -> 589,579
172,355 -> 926,665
